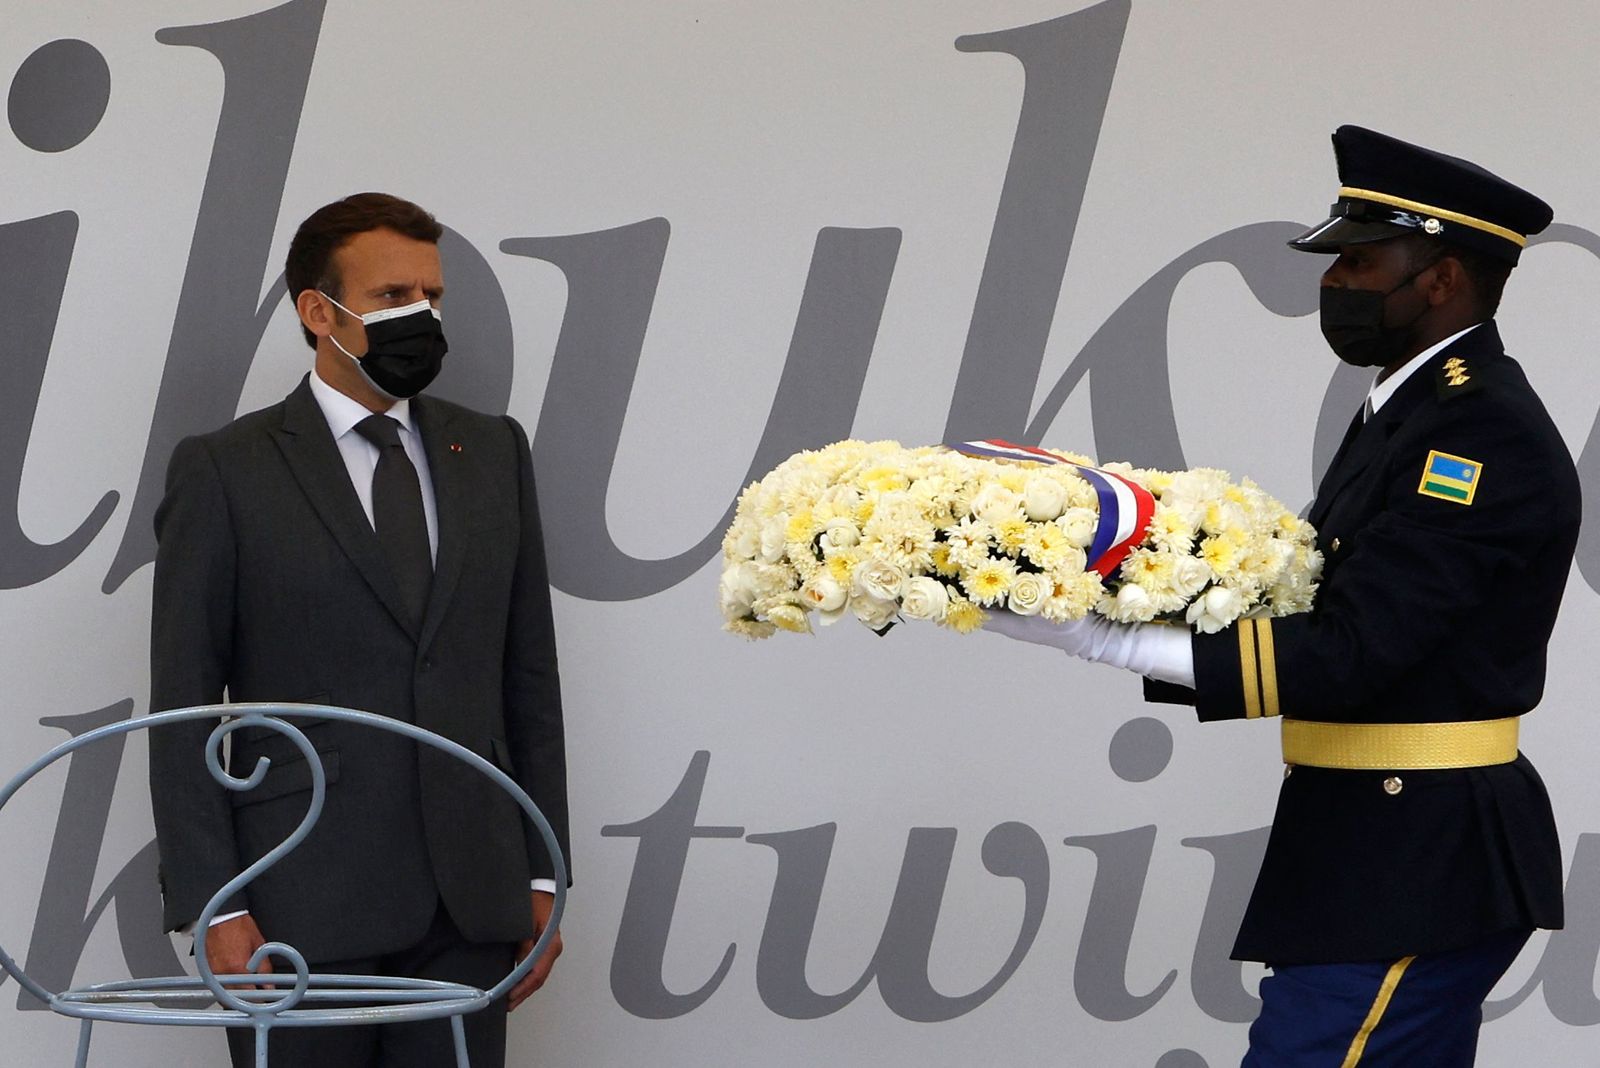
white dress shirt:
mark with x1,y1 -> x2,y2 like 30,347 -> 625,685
1364,323 -> 1481,418
307,369 -> 439,560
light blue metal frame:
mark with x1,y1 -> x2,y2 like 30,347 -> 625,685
0,703 -> 568,1068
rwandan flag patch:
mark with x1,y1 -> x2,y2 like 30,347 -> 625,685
1418,450 -> 1482,505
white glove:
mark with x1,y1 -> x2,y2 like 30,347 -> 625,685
982,610 -> 1196,687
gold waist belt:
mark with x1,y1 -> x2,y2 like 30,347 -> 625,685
1281,716 -> 1521,770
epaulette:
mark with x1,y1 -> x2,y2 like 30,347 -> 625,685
1436,354 -> 1485,401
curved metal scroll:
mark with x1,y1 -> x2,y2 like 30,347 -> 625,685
0,703 -> 567,1064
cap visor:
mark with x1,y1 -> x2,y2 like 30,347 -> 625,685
1288,216 -> 1415,253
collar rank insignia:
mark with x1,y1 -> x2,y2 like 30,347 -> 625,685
1418,449 -> 1482,505
1436,354 -> 1483,400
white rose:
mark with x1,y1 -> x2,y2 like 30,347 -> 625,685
1022,476 -> 1068,522
853,559 -> 906,602
802,575 -> 847,614
971,483 -> 1023,525
732,524 -> 761,560
767,603 -> 812,634
818,517 -> 861,553
1102,582 -> 1156,623
1007,572 -> 1049,617
1185,585 -> 1245,634
759,517 -> 787,563
852,594 -> 899,630
900,576 -> 950,622
1170,556 -> 1211,599
1056,507 -> 1098,549
718,563 -> 761,617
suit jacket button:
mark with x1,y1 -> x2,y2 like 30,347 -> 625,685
420,658 -> 433,673
1330,537 -> 1341,552
1382,776 -> 1403,796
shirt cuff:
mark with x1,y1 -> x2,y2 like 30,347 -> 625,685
531,879 -> 557,895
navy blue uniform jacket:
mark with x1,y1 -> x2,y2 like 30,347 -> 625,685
1148,322 -> 1579,964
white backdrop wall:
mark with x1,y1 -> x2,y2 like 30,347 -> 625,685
4,2 -> 1600,1065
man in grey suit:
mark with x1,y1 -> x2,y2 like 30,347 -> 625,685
148,192 -> 569,1067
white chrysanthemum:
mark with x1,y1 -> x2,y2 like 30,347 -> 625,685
724,617 -> 777,640
1041,570 -> 1102,621
862,509 -> 937,573
1147,504 -> 1196,555
943,516 -> 994,571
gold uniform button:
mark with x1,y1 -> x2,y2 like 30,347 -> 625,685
1284,764 -> 1294,779
1330,537 -> 1341,552
1382,776 -> 1404,796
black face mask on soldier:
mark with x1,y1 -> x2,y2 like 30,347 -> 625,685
1317,262 -> 1435,368
321,293 -> 449,399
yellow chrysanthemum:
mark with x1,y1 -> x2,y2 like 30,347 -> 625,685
1199,536 -> 1241,575
825,549 -> 862,585
1022,522 -> 1070,569
767,604 -> 812,633
961,557 -> 1017,606
942,595 -> 985,633
785,509 -> 820,545
931,542 -> 961,578
994,517 -> 1030,556
857,466 -> 910,495
1122,548 -> 1176,589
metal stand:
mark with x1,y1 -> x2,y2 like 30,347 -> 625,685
0,704 -> 567,1067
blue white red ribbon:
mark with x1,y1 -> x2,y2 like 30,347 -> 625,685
948,439 -> 1156,578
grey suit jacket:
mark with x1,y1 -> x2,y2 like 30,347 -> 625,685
148,376 -> 570,961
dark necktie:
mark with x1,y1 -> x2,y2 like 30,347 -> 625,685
354,414 -> 432,627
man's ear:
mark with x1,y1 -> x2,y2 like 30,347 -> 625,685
1425,254 -> 1469,308
296,289 -> 334,339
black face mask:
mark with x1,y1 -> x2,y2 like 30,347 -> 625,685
323,294 -> 449,399
1318,264 -> 1433,368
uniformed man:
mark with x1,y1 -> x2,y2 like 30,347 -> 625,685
986,126 -> 1580,1064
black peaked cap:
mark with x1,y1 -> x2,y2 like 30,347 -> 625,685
1289,125 -> 1553,264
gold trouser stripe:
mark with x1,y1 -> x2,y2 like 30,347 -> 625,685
1282,717 -> 1521,770
1340,955 -> 1416,1068
1255,618 -> 1280,718
1238,620 -> 1262,719
1337,186 -> 1528,247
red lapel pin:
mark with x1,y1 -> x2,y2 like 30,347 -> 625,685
449,443 -> 463,453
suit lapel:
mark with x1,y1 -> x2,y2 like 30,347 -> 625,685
414,398 -> 468,655
270,377 -> 421,640
1307,323 -> 1503,529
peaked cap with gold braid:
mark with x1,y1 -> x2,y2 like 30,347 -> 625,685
1289,125 -> 1553,264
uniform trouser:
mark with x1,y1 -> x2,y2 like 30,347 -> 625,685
1242,927 -> 1531,1067
224,900 -> 516,1068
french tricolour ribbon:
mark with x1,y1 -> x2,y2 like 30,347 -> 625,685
948,439 -> 1156,578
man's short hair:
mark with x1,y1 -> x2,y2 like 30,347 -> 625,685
1401,235 -> 1514,319
286,192 -> 444,348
